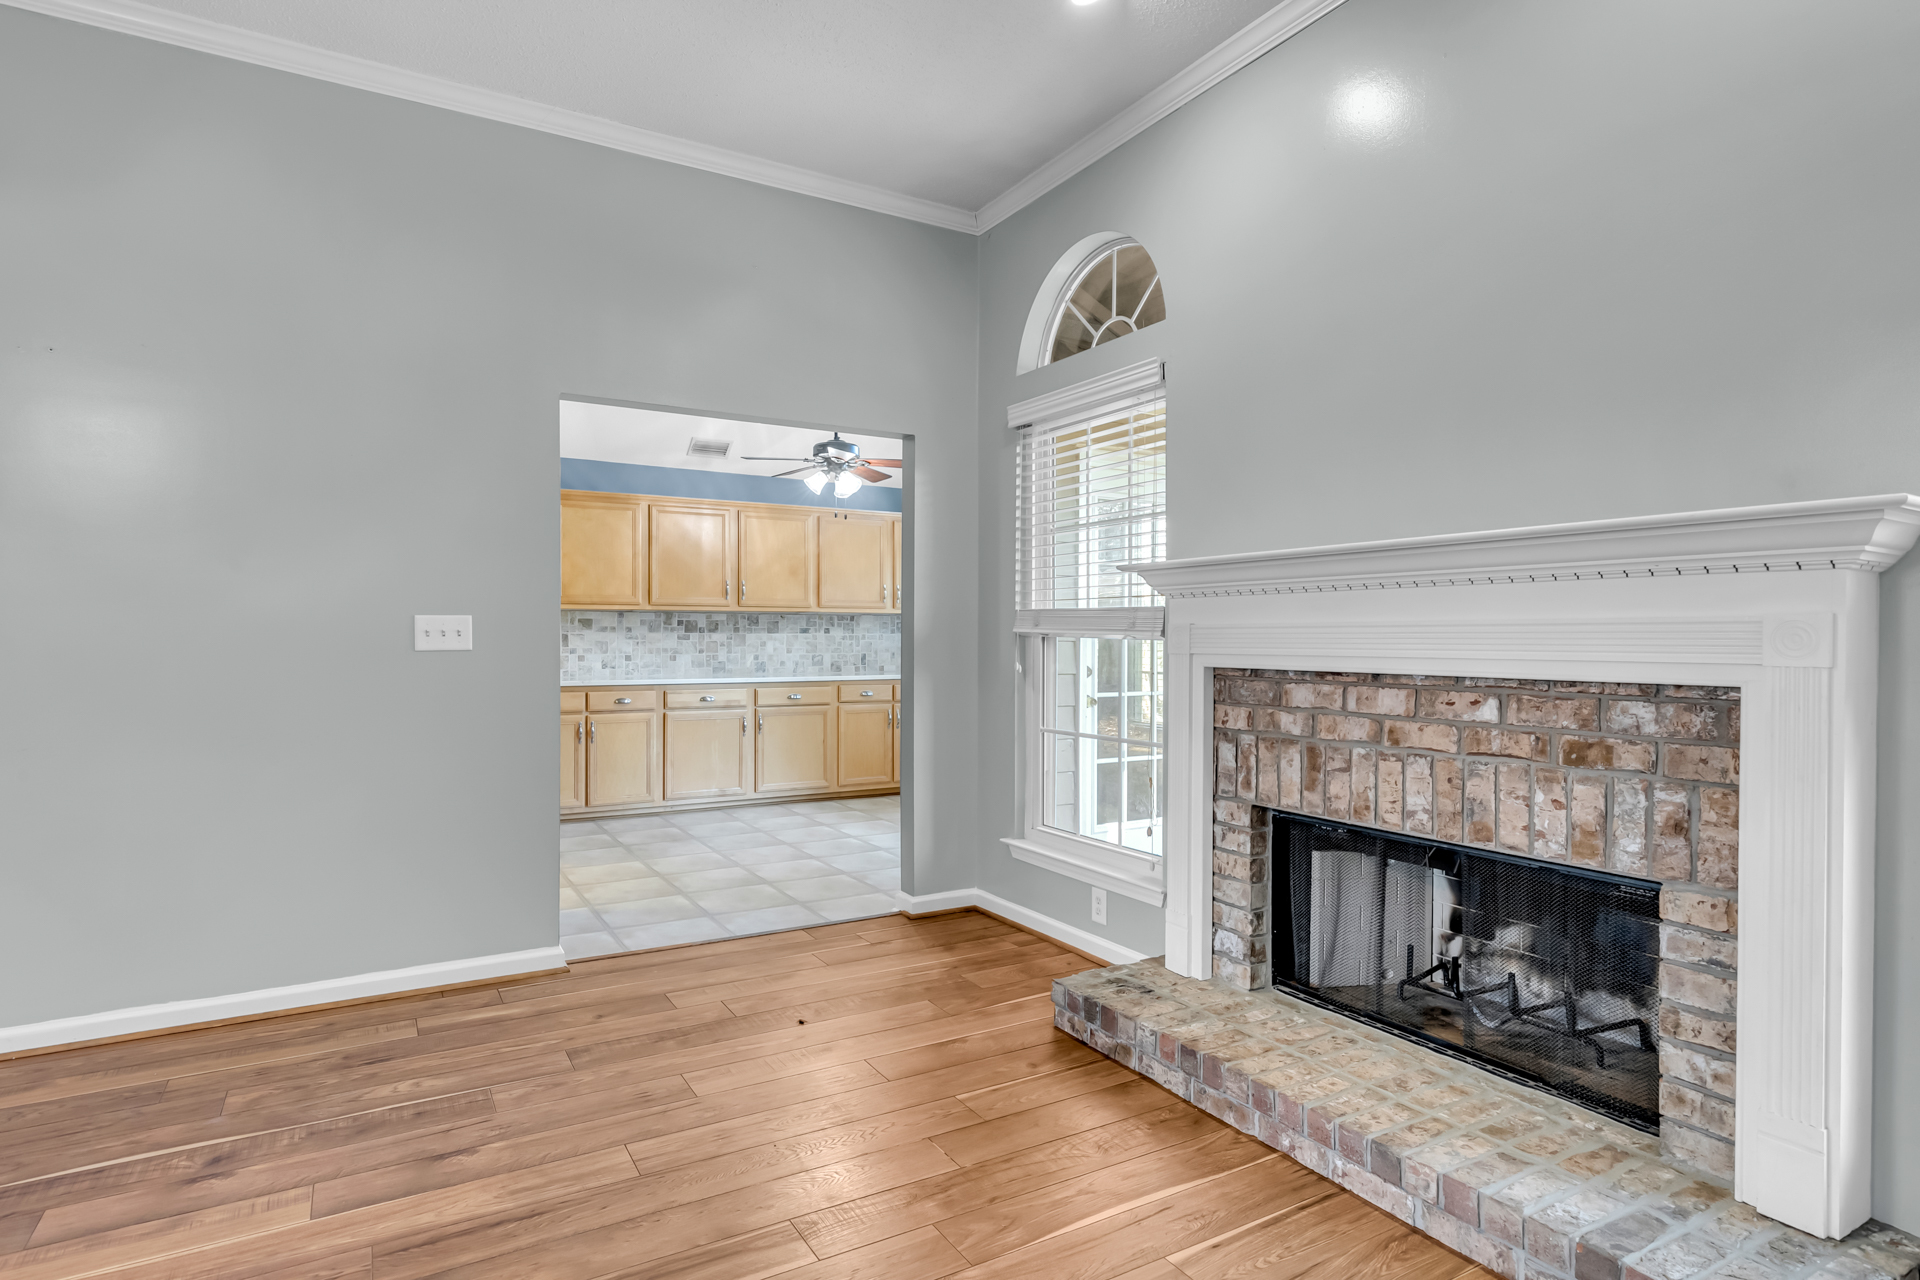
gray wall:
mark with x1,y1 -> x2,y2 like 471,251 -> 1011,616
974,0 -> 1920,1228
0,7 -> 980,1025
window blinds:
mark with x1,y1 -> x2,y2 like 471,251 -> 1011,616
1011,360 -> 1166,633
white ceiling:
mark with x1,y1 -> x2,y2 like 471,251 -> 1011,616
9,0 -> 1345,229
561,401 -> 903,488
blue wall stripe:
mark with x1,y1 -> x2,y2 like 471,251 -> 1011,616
561,458 -> 903,512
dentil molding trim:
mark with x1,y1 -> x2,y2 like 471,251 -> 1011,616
2,0 -> 1351,236
0,945 -> 567,1056
1132,494 -> 1920,598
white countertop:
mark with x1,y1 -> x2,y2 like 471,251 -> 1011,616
562,674 -> 899,688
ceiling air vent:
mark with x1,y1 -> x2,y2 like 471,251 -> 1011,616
686,438 -> 732,459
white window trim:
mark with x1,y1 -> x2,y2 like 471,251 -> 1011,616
1005,358 -> 1171,906
1004,635 -> 1166,906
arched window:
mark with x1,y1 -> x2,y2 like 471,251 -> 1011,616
1045,240 -> 1165,365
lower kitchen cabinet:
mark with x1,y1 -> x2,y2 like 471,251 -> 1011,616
586,711 -> 660,808
561,713 -> 586,811
663,708 -> 754,802
836,702 -> 893,789
755,703 -> 834,795
564,680 -> 899,817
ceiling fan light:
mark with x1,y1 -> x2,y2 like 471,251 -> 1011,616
803,470 -> 830,494
834,471 -> 862,498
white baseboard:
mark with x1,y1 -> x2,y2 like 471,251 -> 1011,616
0,945 -> 568,1056
904,889 -> 1149,966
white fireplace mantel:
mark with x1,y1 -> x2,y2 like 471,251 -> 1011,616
1131,495 -> 1920,1241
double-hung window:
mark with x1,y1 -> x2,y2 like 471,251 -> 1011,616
1006,358 -> 1168,905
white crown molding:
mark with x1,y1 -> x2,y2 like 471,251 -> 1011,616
0,945 -> 567,1055
1133,494 -> 1920,598
0,0 -> 980,233
5,0 -> 1353,236
974,0 -> 1353,232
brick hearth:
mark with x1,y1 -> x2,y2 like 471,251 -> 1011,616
1052,962 -> 1918,1280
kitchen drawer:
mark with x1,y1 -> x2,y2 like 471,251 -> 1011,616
561,690 -> 587,714
588,689 -> 659,712
757,686 -> 832,706
838,682 -> 891,703
665,688 -> 750,710
891,683 -> 901,702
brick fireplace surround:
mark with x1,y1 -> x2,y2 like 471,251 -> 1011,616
1049,496 -> 1920,1278
1210,669 -> 1742,1179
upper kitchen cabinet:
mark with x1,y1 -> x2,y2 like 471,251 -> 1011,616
561,492 -> 646,608
817,513 -> 895,612
737,507 -> 816,610
649,502 -> 735,608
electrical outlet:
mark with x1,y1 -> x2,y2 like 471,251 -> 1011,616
415,615 -> 473,650
1090,886 -> 1108,925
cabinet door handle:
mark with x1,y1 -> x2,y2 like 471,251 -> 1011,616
724,580 -> 730,601
614,697 -> 631,704
787,693 -> 803,700
757,714 -> 763,733
888,708 -> 893,726
576,721 -> 583,743
739,581 -> 745,603
742,716 -> 747,736
589,720 -> 595,744
700,694 -> 716,702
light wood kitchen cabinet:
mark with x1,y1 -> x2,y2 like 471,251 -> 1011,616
737,507 -> 816,610
561,492 -> 646,608
817,513 -> 893,611
649,503 -> 735,608
664,708 -> 753,801
587,711 -> 661,808
836,702 -> 893,789
892,517 -> 902,613
755,703 -> 834,795
561,714 -> 586,810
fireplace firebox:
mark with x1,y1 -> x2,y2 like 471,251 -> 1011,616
1270,811 -> 1661,1131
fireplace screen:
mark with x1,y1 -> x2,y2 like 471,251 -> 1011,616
1270,813 -> 1661,1130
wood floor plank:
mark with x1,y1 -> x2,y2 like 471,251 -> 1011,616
955,1059 -> 1137,1121
930,1078 -> 1181,1167
932,1128 -> 1273,1263
790,1103 -> 1219,1259
0,1188 -> 311,1280
0,912 -> 1508,1280
598,1221 -> 817,1280
758,1225 -> 968,1280
940,1156 -> 1317,1280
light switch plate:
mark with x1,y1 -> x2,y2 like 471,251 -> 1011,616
415,615 -> 473,650
1090,886 -> 1108,926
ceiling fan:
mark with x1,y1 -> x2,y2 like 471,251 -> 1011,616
742,433 -> 902,498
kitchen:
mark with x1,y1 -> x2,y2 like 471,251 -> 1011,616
554,400 -> 905,957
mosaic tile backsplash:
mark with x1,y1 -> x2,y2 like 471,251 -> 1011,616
561,611 -> 901,683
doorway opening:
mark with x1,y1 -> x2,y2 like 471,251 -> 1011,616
555,397 -> 910,958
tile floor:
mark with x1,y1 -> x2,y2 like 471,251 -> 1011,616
557,794 -> 903,960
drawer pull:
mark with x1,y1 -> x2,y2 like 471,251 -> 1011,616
860,690 -> 874,697
614,697 -> 631,705
788,693 -> 803,700
700,694 -> 716,702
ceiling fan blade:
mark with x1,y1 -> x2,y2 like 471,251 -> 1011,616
860,458 -> 904,468
740,456 -> 809,461
769,466 -> 817,479
851,466 -> 893,483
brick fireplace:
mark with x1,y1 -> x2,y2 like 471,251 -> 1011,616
1211,669 -> 1741,1179
1051,496 -> 1920,1273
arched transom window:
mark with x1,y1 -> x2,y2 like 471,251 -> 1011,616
1047,241 -> 1165,365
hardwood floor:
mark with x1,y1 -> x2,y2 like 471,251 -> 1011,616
0,911 -> 1499,1279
